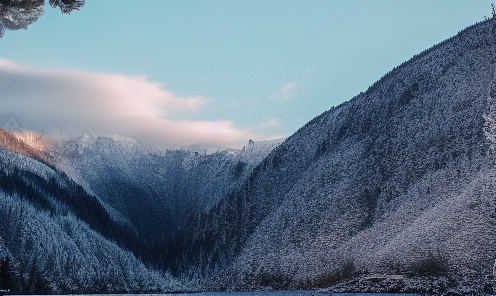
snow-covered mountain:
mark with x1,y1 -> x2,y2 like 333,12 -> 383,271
1,18 -> 496,295
157,19 -> 496,294
49,132 -> 283,242
0,130 -> 184,294
2,114 -> 21,133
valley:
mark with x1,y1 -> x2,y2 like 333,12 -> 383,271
0,17 -> 496,295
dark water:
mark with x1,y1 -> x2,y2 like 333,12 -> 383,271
166,292 -> 329,296
18,293 -> 417,296
96,293 -> 416,296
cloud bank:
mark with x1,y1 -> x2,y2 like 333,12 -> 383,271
0,59 -> 262,148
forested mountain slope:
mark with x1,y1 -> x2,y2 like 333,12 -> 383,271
0,129 -> 52,168
0,137 -> 184,294
168,20 -> 496,294
0,117 -> 282,293
2,18 -> 496,295
51,134 -> 282,243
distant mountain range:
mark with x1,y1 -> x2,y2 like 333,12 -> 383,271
0,18 -> 496,295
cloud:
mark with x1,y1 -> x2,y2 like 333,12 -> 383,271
270,79 -> 297,100
304,67 -> 315,76
0,59 -> 263,148
260,117 -> 281,128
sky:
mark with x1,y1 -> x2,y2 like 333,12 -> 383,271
0,0 -> 493,149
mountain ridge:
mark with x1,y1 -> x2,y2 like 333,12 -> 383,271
0,128 -> 53,168
2,114 -> 21,133
161,18 -> 496,293
1,18 -> 496,294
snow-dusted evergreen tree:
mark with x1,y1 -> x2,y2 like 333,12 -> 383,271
484,71 -> 496,152
483,58 -> 496,293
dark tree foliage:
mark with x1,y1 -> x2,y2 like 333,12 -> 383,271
24,257 -> 50,295
0,167 -> 139,253
0,0 -> 84,37
303,261 -> 358,289
408,250 -> 448,277
233,161 -> 246,179
145,185 -> 264,277
0,0 -> 84,14
0,256 -> 14,292
49,0 -> 84,14
0,0 -> 44,9
0,0 -> 43,37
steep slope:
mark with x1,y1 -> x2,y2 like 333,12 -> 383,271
3,17 -> 496,296
0,146 -> 185,293
2,114 -> 21,133
174,20 -> 496,293
0,129 -> 52,167
50,133 -> 282,256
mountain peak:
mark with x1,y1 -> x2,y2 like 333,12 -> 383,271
82,129 -> 92,139
3,113 -> 22,133
78,129 -> 94,142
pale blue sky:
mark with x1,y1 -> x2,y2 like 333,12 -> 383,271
0,0 -> 492,148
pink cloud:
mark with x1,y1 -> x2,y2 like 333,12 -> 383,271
0,59 -> 263,148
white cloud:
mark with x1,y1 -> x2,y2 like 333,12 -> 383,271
0,59 -> 265,148
270,79 -> 297,100
304,67 -> 315,76
260,117 -> 281,128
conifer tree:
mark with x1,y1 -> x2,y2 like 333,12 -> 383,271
0,255 -> 14,292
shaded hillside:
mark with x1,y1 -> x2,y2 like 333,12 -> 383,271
167,19 -> 496,294
51,134 -> 281,242
0,146 -> 184,293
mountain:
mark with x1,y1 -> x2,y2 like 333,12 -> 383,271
0,114 -> 283,293
158,19 -> 496,294
2,114 -> 21,133
2,18 -> 496,295
0,130 -> 184,294
0,129 -> 52,167
51,133 -> 283,242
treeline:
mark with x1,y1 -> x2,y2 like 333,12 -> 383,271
0,191 -> 183,294
0,253 -> 51,294
0,167 -> 139,252
144,179 -> 281,284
